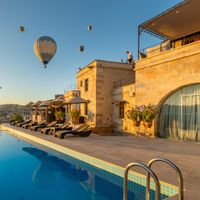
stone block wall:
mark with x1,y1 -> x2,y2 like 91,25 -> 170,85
76,60 -> 134,134
135,40 -> 200,136
112,84 -> 136,134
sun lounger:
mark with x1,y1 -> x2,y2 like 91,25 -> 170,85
16,119 -> 31,127
44,122 -> 73,135
55,124 -> 92,139
31,121 -> 57,132
22,121 -> 37,129
10,121 -> 18,125
27,120 -> 46,130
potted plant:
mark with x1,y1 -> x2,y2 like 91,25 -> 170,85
141,104 -> 158,128
55,110 -> 65,123
126,106 -> 142,127
69,109 -> 80,124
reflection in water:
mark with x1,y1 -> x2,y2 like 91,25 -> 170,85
22,147 -> 89,190
32,164 -> 56,190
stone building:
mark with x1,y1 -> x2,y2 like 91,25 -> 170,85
112,0 -> 200,142
64,0 -> 200,142
74,60 -> 134,134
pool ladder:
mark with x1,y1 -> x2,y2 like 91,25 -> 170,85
123,158 -> 184,200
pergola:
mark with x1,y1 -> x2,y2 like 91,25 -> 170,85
138,0 -> 200,58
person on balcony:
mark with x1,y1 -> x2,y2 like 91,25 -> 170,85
126,51 -> 133,64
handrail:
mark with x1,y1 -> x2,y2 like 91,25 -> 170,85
123,162 -> 161,200
146,158 -> 184,200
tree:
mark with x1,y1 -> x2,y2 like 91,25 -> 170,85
55,110 -> 65,123
12,114 -> 23,123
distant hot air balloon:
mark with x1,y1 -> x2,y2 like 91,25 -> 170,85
79,45 -> 85,53
87,25 -> 92,32
19,26 -> 25,32
34,36 -> 57,68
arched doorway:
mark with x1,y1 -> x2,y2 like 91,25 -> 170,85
158,84 -> 200,142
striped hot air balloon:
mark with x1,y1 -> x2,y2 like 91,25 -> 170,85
34,36 -> 57,68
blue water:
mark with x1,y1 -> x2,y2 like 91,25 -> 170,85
0,132 -> 168,200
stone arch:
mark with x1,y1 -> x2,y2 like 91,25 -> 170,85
155,82 -> 200,140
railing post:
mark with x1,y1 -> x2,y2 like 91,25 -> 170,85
123,162 -> 161,200
146,158 -> 184,200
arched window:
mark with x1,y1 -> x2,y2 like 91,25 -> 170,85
159,84 -> 200,142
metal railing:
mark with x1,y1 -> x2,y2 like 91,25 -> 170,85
64,83 -> 78,93
123,158 -> 184,200
139,40 -> 171,59
146,158 -> 184,200
123,162 -> 161,200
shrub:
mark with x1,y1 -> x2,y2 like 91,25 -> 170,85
141,104 -> 158,122
12,114 -> 23,123
126,105 -> 158,123
126,106 -> 142,121
69,109 -> 80,124
55,110 -> 65,123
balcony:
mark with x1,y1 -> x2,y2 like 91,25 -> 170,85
136,39 -> 200,70
64,83 -> 78,93
139,32 -> 200,60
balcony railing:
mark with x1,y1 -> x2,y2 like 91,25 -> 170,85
64,83 -> 78,93
139,33 -> 200,60
139,40 -> 171,59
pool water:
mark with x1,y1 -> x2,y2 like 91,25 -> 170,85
0,132 -> 168,200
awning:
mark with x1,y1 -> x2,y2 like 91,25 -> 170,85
49,96 -> 65,105
39,100 -> 52,107
25,102 -> 34,107
32,100 -> 43,107
139,0 -> 200,40
63,96 -> 88,105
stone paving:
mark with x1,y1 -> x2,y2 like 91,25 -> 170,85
1,124 -> 200,199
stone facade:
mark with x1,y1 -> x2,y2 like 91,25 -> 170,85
77,60 -> 134,135
113,40 -> 200,137
112,84 -> 135,134
135,41 -> 200,106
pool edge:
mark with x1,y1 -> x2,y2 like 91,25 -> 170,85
0,124 -> 178,197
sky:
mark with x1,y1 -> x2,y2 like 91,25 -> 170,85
0,0 -> 182,105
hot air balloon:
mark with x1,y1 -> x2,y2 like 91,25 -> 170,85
19,26 -> 25,32
34,36 -> 57,68
79,45 -> 85,53
87,25 -> 92,32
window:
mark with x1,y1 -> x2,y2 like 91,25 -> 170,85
84,78 -> 89,91
84,104 -> 88,115
80,80 -> 83,87
119,102 -> 124,119
159,84 -> 200,142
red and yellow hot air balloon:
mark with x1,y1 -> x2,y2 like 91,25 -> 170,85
34,36 -> 57,68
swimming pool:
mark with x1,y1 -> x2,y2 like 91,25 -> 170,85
0,131 -> 173,200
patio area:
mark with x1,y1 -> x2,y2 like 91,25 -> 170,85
1,123 -> 200,199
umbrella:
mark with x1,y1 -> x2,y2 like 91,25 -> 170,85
49,96 -> 65,106
39,100 -> 52,107
25,102 -> 34,107
63,96 -> 88,105
32,101 -> 43,107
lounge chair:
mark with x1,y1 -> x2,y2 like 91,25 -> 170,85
31,121 -> 57,132
16,119 -> 31,127
26,120 -> 45,130
10,121 -> 18,125
22,121 -> 37,129
55,124 -> 92,139
45,122 -> 73,135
